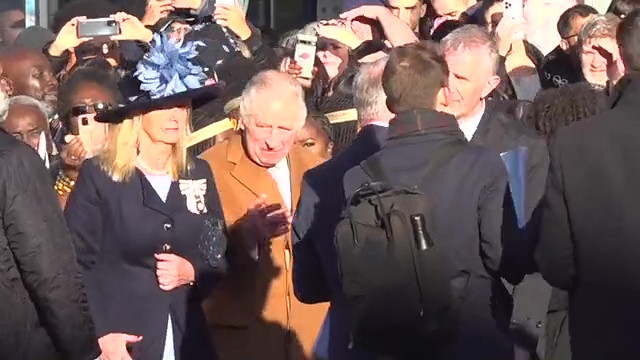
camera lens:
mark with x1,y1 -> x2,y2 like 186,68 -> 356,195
107,20 -> 116,26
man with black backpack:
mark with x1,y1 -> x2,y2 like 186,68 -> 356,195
340,41 -> 515,359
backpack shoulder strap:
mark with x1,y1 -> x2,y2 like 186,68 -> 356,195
360,153 -> 388,183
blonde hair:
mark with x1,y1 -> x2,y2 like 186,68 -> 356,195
99,110 -> 192,182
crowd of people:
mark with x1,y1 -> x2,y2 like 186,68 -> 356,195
1,0 -> 640,359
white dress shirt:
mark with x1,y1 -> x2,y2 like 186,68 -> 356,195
267,158 -> 292,210
458,100 -> 486,141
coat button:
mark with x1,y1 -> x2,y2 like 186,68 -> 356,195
163,222 -> 173,231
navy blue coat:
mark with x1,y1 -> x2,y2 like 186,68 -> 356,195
65,157 -> 226,360
343,110 -> 514,360
292,124 -> 387,360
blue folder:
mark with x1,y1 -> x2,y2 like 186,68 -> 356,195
501,146 -> 528,229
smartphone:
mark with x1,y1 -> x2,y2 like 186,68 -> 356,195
294,34 -> 318,80
71,114 -> 108,157
503,0 -> 525,39
77,18 -> 121,38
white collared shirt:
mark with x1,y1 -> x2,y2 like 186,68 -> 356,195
267,158 -> 291,210
458,100 -> 486,141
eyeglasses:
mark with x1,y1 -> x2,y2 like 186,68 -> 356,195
69,102 -> 113,117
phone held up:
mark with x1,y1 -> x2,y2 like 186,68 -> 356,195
77,18 -> 121,38
294,34 -> 318,80
503,0 -> 525,40
71,113 -> 108,158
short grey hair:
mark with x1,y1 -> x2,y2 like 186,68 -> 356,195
240,70 -> 307,129
0,95 -> 49,123
578,14 -> 621,48
353,56 -> 389,123
440,25 -> 499,75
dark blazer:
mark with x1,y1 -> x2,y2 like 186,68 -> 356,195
471,100 -> 550,358
65,157 -> 226,360
292,124 -> 388,360
0,131 -> 100,360
343,110 -> 514,360
536,73 -> 640,359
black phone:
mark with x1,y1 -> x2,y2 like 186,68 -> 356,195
77,18 -> 121,38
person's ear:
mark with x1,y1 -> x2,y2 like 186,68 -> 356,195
326,142 -> 334,158
481,75 -> 501,99
420,3 -> 428,18
560,39 -> 570,52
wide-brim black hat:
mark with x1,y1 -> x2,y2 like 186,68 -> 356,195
95,82 -> 222,124
95,33 -> 222,124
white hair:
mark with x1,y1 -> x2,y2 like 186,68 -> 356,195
353,56 -> 389,124
578,14 -> 620,48
0,95 -> 49,123
240,70 -> 307,129
441,25 -> 499,75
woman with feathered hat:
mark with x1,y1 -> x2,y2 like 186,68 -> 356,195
64,32 -> 227,360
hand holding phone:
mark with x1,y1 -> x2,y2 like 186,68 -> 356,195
294,34 -> 318,80
72,113 -> 108,157
77,17 -> 121,38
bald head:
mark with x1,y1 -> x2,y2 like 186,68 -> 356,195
0,47 -> 57,111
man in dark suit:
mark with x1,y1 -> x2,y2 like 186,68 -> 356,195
440,25 -> 550,359
292,56 -> 391,360
343,41 -> 514,359
536,10 -> 640,359
0,128 -> 101,360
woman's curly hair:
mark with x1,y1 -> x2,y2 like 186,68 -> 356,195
524,82 -> 609,139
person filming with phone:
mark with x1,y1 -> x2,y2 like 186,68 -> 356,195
46,7 -> 154,77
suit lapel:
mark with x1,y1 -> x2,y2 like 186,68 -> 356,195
228,135 -> 285,206
138,169 -> 175,218
288,149 -> 306,213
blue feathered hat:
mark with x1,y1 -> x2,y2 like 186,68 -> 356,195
95,33 -> 221,124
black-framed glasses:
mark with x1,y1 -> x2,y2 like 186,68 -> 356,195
69,102 -> 113,117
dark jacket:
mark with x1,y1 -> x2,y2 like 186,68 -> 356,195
471,100 -> 550,358
65,157 -> 226,360
493,41 -> 545,101
292,124 -> 388,360
540,45 -> 583,89
0,130 -> 100,360
536,73 -> 640,359
343,110 -> 514,360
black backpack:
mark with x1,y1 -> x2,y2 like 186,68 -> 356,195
335,140 -> 466,358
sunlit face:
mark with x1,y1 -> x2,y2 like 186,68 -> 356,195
432,0 -> 472,20
2,103 -> 48,150
386,0 -> 427,31
580,37 -> 616,86
295,119 -> 333,159
243,92 -> 303,167
2,51 -> 58,112
317,39 -> 349,80
444,48 -> 496,118
141,105 -> 189,145
67,83 -> 116,154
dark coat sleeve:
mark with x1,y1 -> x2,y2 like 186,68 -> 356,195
292,173 -> 331,304
477,153 -> 509,276
64,161 -> 112,338
535,136 -> 575,290
0,143 -> 100,360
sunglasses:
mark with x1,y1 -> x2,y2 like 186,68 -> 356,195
69,102 -> 113,117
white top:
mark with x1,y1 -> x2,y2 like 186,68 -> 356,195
458,101 -> 486,141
